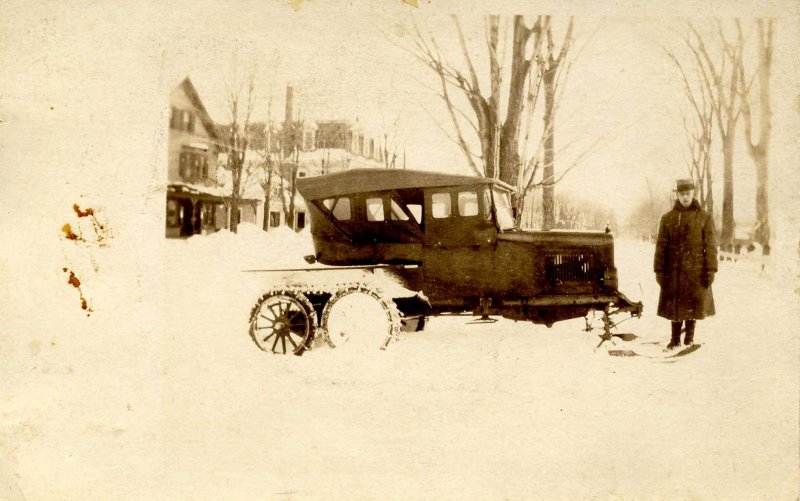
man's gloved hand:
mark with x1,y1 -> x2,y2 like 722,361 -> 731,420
655,273 -> 665,287
703,271 -> 715,288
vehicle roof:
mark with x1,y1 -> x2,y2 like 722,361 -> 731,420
296,168 -> 513,201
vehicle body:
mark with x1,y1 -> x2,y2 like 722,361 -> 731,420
247,168 -> 642,354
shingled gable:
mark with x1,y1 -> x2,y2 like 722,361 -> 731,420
178,77 -> 221,142
296,168 -> 513,201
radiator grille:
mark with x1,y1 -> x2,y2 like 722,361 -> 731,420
545,253 -> 597,285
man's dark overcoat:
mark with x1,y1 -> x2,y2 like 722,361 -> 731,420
654,199 -> 717,320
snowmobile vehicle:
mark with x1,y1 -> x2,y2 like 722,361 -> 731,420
247,168 -> 642,355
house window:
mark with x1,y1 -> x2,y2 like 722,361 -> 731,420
431,193 -> 451,219
179,152 -> 189,178
170,107 -> 179,129
270,211 -> 280,227
166,199 -> 180,227
295,212 -> 306,230
172,108 -> 196,132
180,110 -> 194,132
179,150 -> 209,181
202,203 -> 214,227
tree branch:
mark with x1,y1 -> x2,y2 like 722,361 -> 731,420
453,15 -> 482,95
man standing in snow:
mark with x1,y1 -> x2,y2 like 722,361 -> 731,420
654,178 -> 718,349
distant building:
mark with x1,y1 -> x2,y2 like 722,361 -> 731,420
265,86 -> 387,179
165,77 -> 259,237
166,81 -> 394,237
252,86 -> 390,231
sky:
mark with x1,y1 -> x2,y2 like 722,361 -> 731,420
0,5 -> 798,495
0,0 -> 798,235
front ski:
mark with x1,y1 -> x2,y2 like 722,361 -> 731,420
608,343 -> 702,359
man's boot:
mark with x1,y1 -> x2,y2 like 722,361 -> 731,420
667,321 -> 682,349
684,320 -> 696,345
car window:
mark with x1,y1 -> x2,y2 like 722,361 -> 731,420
493,189 -> 515,230
390,199 -> 409,221
458,191 -> 479,217
366,197 -> 385,221
431,193 -> 451,219
407,204 -> 422,224
331,197 -> 351,220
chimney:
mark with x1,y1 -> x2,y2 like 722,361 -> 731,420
284,85 -> 293,125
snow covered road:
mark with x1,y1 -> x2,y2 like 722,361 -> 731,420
2,232 -> 798,500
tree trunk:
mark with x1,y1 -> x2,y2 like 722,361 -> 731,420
705,163 -> 714,219
287,149 -> 299,230
720,137 -> 735,251
481,124 -> 497,179
262,159 -> 273,232
230,197 -> 240,233
288,173 -> 297,230
280,166 -> 288,220
498,16 -> 533,187
753,150 -> 770,250
541,64 -> 557,231
262,194 -> 269,231
749,20 -> 773,251
230,154 -> 242,234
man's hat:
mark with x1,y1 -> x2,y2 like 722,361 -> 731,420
674,178 -> 695,192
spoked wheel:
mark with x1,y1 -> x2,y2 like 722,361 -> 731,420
249,290 -> 317,355
320,284 -> 401,351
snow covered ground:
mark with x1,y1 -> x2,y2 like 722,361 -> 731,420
2,226 -> 798,500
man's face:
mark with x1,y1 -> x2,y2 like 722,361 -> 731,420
677,189 -> 694,207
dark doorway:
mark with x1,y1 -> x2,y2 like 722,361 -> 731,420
180,199 -> 194,237
194,201 -> 204,234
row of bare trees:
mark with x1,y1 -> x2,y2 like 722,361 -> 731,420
221,72 -> 311,234
668,19 -> 774,252
551,193 -> 618,232
223,16 -> 578,234
408,15 -> 576,230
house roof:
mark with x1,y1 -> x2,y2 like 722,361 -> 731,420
168,181 -> 261,203
178,77 -> 221,142
296,168 -> 513,201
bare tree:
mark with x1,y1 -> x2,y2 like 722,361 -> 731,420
628,190 -> 672,242
666,48 -> 715,213
553,193 -> 616,231
738,19 -> 774,252
258,90 -> 279,232
380,112 -> 405,169
688,20 -> 745,251
408,15 -> 574,229
278,113 -> 305,229
287,141 -> 300,229
224,71 -> 257,233
260,151 -> 276,231
540,18 -> 574,230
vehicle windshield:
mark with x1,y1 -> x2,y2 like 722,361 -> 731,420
493,189 -> 515,231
